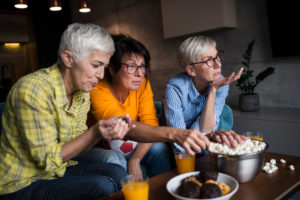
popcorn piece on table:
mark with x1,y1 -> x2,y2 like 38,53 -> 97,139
270,159 -> 276,165
280,159 -> 286,164
289,165 -> 295,171
262,159 -> 278,174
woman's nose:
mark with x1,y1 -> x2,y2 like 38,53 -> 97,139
96,68 -> 104,79
134,67 -> 144,76
213,60 -> 222,68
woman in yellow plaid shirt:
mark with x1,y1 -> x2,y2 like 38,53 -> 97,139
0,23 -> 210,200
0,23 -> 134,200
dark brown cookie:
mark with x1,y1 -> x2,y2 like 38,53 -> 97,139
177,181 -> 201,198
200,183 -> 222,198
198,170 -> 218,183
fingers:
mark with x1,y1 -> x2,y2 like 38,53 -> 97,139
102,118 -> 118,128
122,114 -> 136,129
230,68 -> 244,82
211,130 -> 248,148
191,130 -> 210,150
220,132 -> 231,147
128,160 -> 143,180
112,120 -> 129,139
181,130 -> 211,155
182,143 -> 196,156
224,68 -> 244,84
230,131 -> 244,145
236,67 -> 244,78
99,118 -> 130,141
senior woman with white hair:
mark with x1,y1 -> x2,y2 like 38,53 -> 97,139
165,35 -> 246,154
0,23 -> 133,200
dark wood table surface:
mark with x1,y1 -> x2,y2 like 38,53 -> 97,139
100,152 -> 300,200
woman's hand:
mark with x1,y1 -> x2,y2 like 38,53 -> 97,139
212,68 -> 244,89
174,129 -> 211,156
128,158 -> 143,180
207,129 -> 248,148
96,114 -> 136,141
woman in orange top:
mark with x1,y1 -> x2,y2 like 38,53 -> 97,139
88,34 -> 171,179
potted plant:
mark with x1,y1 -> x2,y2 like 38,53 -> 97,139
236,40 -> 275,112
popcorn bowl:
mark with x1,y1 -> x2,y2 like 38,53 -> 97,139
209,142 -> 268,183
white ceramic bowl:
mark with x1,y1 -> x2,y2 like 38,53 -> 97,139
166,171 -> 239,200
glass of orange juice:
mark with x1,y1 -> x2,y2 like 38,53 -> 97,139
243,131 -> 263,141
121,175 -> 149,200
173,149 -> 195,174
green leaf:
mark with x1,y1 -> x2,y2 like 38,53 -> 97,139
241,61 -> 249,67
255,67 -> 275,84
235,40 -> 275,94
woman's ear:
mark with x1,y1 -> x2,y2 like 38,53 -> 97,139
185,65 -> 196,77
108,66 -> 115,76
61,50 -> 73,68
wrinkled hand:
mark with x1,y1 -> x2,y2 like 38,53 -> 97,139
207,129 -> 247,148
212,68 -> 244,89
128,158 -> 143,180
174,129 -> 210,156
97,114 -> 135,141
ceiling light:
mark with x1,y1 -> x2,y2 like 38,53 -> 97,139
79,0 -> 91,13
14,0 -> 28,9
49,0 -> 62,11
4,43 -> 21,48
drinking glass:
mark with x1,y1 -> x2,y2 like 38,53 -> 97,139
121,175 -> 149,200
243,131 -> 263,141
173,148 -> 195,174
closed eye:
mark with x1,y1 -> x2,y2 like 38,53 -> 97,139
92,64 -> 100,68
92,61 -> 105,68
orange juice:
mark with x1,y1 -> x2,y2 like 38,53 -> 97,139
122,181 -> 149,200
250,136 -> 263,141
175,153 -> 195,174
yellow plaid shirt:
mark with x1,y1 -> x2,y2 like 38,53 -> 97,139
0,64 -> 90,195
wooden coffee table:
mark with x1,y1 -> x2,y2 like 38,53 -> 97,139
100,152 -> 300,200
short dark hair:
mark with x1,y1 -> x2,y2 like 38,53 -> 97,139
105,34 -> 150,83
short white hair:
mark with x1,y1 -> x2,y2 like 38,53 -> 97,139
57,23 -> 114,64
177,36 -> 216,67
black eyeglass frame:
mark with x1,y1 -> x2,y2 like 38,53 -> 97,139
121,63 -> 148,74
189,50 -> 224,67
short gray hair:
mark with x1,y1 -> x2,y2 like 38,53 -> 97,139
57,23 -> 114,65
177,36 -> 216,67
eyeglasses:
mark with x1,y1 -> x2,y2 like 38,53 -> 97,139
190,50 -> 224,67
121,63 -> 147,74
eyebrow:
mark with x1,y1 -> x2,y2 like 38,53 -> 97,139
124,58 -> 136,62
123,59 -> 145,65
